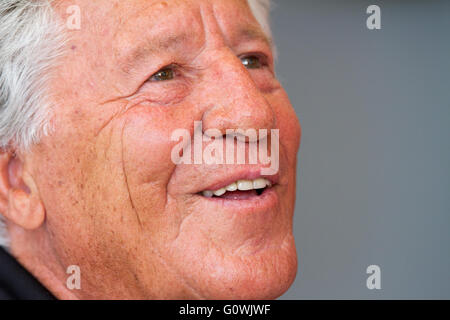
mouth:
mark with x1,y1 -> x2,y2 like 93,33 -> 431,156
198,178 -> 274,200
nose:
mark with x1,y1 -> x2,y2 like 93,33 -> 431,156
201,51 -> 275,136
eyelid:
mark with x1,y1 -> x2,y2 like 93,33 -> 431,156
145,51 -> 273,86
240,52 -> 270,66
147,63 -> 179,82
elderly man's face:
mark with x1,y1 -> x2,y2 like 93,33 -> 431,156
22,0 -> 301,299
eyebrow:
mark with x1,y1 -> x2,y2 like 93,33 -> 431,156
120,33 -> 191,74
234,26 -> 273,48
120,26 -> 272,75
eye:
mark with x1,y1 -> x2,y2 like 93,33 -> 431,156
241,55 -> 263,69
149,66 -> 175,82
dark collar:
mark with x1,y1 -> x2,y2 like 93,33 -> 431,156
0,247 -> 55,300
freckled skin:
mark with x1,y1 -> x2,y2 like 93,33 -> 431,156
8,0 -> 301,299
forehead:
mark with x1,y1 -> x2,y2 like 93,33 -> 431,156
67,0 -> 266,49
53,0 -> 270,95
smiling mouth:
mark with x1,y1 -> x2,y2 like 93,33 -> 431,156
199,178 -> 273,200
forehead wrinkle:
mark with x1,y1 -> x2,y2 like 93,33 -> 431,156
117,2 -> 270,76
209,0 -> 272,48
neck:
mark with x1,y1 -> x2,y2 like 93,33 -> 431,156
9,231 -> 80,300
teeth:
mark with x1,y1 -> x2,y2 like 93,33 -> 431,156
237,180 -> 253,190
226,182 -> 237,191
202,190 -> 214,198
252,178 -> 267,189
202,178 -> 272,197
213,188 -> 226,196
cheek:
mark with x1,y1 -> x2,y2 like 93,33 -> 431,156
117,106 -> 199,239
120,107 -> 192,185
268,89 -> 301,160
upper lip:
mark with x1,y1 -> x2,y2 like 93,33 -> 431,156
197,167 -> 280,193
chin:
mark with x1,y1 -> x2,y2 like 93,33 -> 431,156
195,236 -> 298,300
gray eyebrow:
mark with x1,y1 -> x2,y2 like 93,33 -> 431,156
234,26 -> 273,48
120,33 -> 191,75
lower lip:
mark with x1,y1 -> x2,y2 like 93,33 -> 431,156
195,186 -> 279,212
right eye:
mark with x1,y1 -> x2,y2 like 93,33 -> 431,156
149,66 -> 175,82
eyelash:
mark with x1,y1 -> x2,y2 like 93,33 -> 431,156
147,54 -> 269,82
148,64 -> 180,82
241,54 -> 269,69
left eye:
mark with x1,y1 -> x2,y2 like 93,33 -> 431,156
241,56 -> 262,69
149,67 -> 174,81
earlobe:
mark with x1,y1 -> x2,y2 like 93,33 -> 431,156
0,151 -> 46,230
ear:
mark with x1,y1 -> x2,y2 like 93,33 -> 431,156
0,150 -> 45,230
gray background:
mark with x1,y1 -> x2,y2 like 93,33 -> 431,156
272,0 -> 450,299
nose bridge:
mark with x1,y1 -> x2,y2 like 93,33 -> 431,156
201,50 -> 275,134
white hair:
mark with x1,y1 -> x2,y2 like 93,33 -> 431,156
0,0 -> 67,248
0,0 -> 272,248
